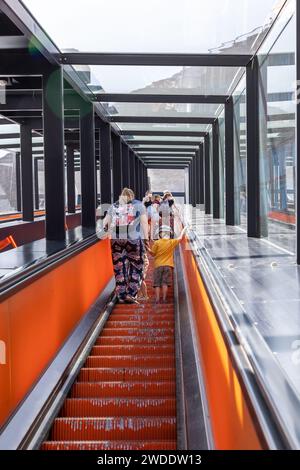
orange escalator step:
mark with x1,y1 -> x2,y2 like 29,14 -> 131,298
110,314 -> 174,321
78,367 -> 176,382
60,397 -> 176,417
70,381 -> 176,398
50,417 -> 177,441
101,328 -> 174,337
85,355 -> 175,368
41,440 -> 177,450
96,336 -> 174,346
90,345 -> 174,356
105,321 -> 174,329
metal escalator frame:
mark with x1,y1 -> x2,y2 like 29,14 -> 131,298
187,229 -> 300,449
174,246 -> 213,450
0,278 -> 116,449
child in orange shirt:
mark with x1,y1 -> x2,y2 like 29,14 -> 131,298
150,225 -> 187,303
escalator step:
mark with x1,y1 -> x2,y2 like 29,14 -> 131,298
78,367 -> 176,382
60,397 -> 176,417
90,345 -> 175,356
70,381 -> 176,398
41,440 -> 177,450
85,355 -> 175,368
96,336 -> 174,346
106,319 -> 174,327
50,417 -> 177,441
110,314 -> 174,321
101,328 -> 174,337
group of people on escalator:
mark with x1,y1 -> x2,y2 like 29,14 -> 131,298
103,188 -> 187,305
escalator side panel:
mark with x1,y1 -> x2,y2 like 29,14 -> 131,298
0,237 -> 113,431
180,241 -> 262,450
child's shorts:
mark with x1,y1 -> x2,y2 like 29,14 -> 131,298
153,266 -> 173,287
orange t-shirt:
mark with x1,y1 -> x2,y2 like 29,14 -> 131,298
152,238 -> 181,269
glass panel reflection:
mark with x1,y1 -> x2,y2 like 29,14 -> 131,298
258,3 -> 296,253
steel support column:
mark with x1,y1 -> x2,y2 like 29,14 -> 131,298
121,143 -> 129,188
99,120 -> 112,206
135,157 -> 140,199
188,163 -> 193,206
129,150 -> 135,189
66,145 -> 76,214
20,123 -> 34,222
34,158 -> 39,211
42,65 -> 65,240
212,120 -> 220,218
199,143 -> 204,205
15,152 -> 21,212
195,150 -> 201,205
80,101 -> 96,228
246,57 -> 261,237
112,133 -> 122,200
297,0 -> 300,263
204,134 -> 211,214
225,96 -> 235,225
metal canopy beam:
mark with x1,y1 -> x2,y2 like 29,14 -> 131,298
139,153 -> 195,157
129,140 -> 202,146
136,147 -> 197,152
96,94 -> 228,104
147,164 -> 189,169
57,52 -> 252,67
121,131 -> 208,137
110,116 -> 215,124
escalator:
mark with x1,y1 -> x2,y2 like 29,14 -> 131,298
0,231 -> 298,450
41,260 -> 177,450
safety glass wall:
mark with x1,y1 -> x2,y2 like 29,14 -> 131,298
0,152 -> 18,215
257,0 -> 296,253
0,122 -> 20,216
233,79 -> 247,226
36,159 -> 45,210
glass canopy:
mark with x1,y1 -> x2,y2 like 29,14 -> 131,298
23,0 -> 285,54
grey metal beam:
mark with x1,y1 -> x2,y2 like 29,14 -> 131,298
96,94 -> 228,104
246,57 -> 261,238
66,145 -> 76,214
297,0 -> 300,264
225,97 -> 235,225
121,143 -> 129,188
20,123 -> 34,221
112,133 -> 122,201
212,120 -> 220,218
121,131 -> 208,137
42,65 -> 66,240
57,52 -> 252,67
34,157 -> 39,210
110,116 -> 215,124
135,147 -> 198,152
15,152 -> 22,212
98,120 -> 112,206
138,153 -> 195,157
128,141 -> 202,146
204,134 -> 211,215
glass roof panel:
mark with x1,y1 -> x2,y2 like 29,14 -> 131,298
102,102 -> 221,118
116,123 -> 210,132
24,0 -> 285,54
74,65 -> 241,96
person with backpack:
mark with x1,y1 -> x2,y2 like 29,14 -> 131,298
103,188 -> 149,304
